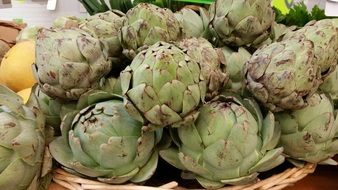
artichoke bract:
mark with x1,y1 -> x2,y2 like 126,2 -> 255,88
177,38 -> 227,99
209,0 -> 274,47
0,85 -> 45,190
245,39 -> 321,112
276,93 -> 338,165
34,87 -> 76,135
283,19 -> 338,77
33,28 -> 112,101
256,22 -> 297,48
160,94 -> 284,189
221,46 -> 251,95
320,66 -> 338,103
174,7 -> 210,39
52,16 -> 81,29
79,10 -> 126,69
49,91 -> 160,184
121,41 -> 206,129
16,26 -> 42,42
99,76 -> 123,96
119,3 -> 183,59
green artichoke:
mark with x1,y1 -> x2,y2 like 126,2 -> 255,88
99,76 -> 123,96
16,26 -> 42,42
320,66 -> 338,104
79,10 -> 126,69
33,28 -> 111,101
174,7 -> 210,39
256,22 -> 297,48
49,91 -> 160,184
245,39 -> 321,112
34,86 -> 76,134
221,46 -> 251,95
52,16 -> 81,29
119,3 -> 183,59
283,19 -> 338,77
177,38 -> 227,99
270,22 -> 297,43
276,93 -> 338,164
0,85 -> 45,190
121,41 -> 206,129
160,94 -> 284,189
209,0 -> 274,47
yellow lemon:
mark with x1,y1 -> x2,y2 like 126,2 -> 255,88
17,88 -> 32,104
0,40 -> 36,92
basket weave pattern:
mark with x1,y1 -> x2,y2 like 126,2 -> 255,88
53,163 -> 316,190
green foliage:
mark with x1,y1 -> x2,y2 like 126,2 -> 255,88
274,2 -> 330,27
78,0 -> 110,15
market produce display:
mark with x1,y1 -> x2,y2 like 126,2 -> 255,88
0,0 -> 337,189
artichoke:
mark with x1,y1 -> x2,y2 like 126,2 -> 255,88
209,0 -> 274,47
99,76 -> 123,96
16,26 -> 41,42
177,38 -> 227,99
320,66 -> 338,104
245,39 -> 321,112
283,19 -> 338,77
256,22 -> 297,48
160,94 -> 284,189
174,7 -> 210,39
52,16 -> 82,29
276,93 -> 338,164
79,10 -> 126,69
221,46 -> 251,95
119,3 -> 183,59
34,87 -> 76,135
0,85 -> 45,190
33,28 -> 111,101
270,22 -> 297,43
121,41 -> 206,129
49,91 -> 161,184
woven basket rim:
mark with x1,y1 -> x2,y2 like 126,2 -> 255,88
52,163 -> 316,190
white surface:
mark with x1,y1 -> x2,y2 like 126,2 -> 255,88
325,0 -> 338,16
303,0 -> 326,10
46,0 -> 57,10
0,0 -> 88,27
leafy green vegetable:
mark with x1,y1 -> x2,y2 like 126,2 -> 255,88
274,2 -> 331,27
285,2 -> 311,26
310,4 -> 327,21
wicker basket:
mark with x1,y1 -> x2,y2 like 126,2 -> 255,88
52,163 -> 316,190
